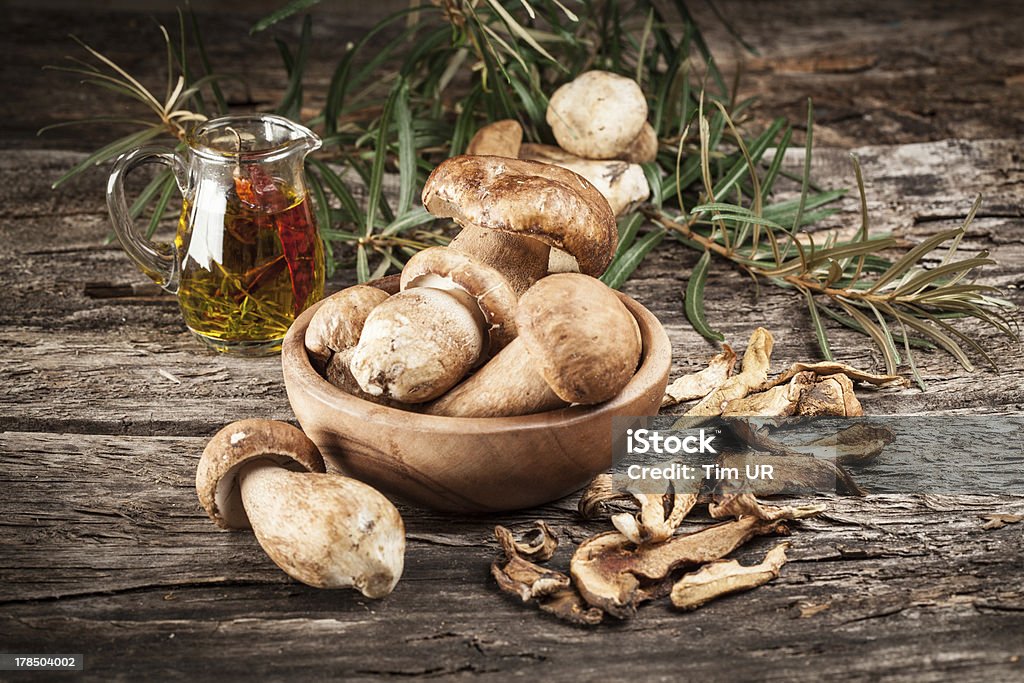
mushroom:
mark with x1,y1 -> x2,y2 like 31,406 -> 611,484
463,121 -> 641,274
304,284 -> 389,371
670,542 -> 791,611
520,143 -> 650,217
662,345 -> 738,407
348,247 -> 518,402
422,155 -> 618,294
427,273 -> 641,418
619,121 -> 659,165
491,524 -> 603,626
447,119 -> 551,294
399,246 -> 519,355
196,419 -> 405,598
465,118 -> 524,157
546,71 -> 657,163
570,516 -> 788,618
303,284 -> 397,404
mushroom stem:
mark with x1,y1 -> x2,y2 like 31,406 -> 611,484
237,460 -> 404,598
426,337 -> 565,417
448,224 -> 550,295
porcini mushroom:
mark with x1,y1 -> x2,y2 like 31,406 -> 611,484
348,287 -> 484,403
196,419 -> 405,598
520,143 -> 650,217
304,284 -> 390,371
546,71 -> 657,163
447,120 -> 551,294
422,155 -> 618,294
465,119 -> 524,157
303,284 -> 397,404
400,246 -> 519,355
348,247 -> 518,402
427,273 -> 641,417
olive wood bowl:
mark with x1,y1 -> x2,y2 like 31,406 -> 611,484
281,276 -> 671,513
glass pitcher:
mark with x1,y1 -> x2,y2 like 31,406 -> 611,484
107,114 -> 325,355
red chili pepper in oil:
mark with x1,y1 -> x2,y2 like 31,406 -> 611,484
232,165 -> 320,315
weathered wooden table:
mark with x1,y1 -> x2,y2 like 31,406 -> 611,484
2,2 -> 1023,680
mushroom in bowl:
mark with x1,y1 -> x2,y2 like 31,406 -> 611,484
280,274 -> 671,513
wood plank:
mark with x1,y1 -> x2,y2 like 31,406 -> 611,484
2,432 -> 1023,680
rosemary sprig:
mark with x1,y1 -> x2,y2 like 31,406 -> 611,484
641,100 -> 1016,386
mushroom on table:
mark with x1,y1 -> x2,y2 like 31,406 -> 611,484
519,143 -> 650,218
196,419 -> 405,598
546,70 -> 658,164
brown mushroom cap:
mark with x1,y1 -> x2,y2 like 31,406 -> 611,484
465,119 -> 523,157
516,273 -> 642,404
197,419 -> 325,530
400,246 -> 518,354
304,285 -> 390,370
422,155 -> 618,277
546,71 -> 648,160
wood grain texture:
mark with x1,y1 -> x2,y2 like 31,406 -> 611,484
3,432 -> 1024,681
2,0 -> 1023,679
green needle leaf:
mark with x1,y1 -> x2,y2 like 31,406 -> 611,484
684,251 -> 725,342
251,0 -> 322,34
600,229 -> 665,290
803,289 -> 834,360
394,79 -> 416,216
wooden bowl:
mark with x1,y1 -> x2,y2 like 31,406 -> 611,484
281,276 -> 671,513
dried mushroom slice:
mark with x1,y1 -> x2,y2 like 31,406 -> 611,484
578,473 -> 637,520
682,328 -> 774,418
611,487 -> 698,545
510,520 -> 559,563
728,418 -> 889,465
491,525 -> 602,626
716,451 -> 864,496
670,542 -> 790,610
709,493 -> 827,521
662,345 -> 738,407
570,516 -> 788,618
721,371 -> 816,418
796,373 -> 864,417
760,361 -> 908,391
796,423 -> 896,465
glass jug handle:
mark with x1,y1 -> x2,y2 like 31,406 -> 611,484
106,146 -> 188,293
